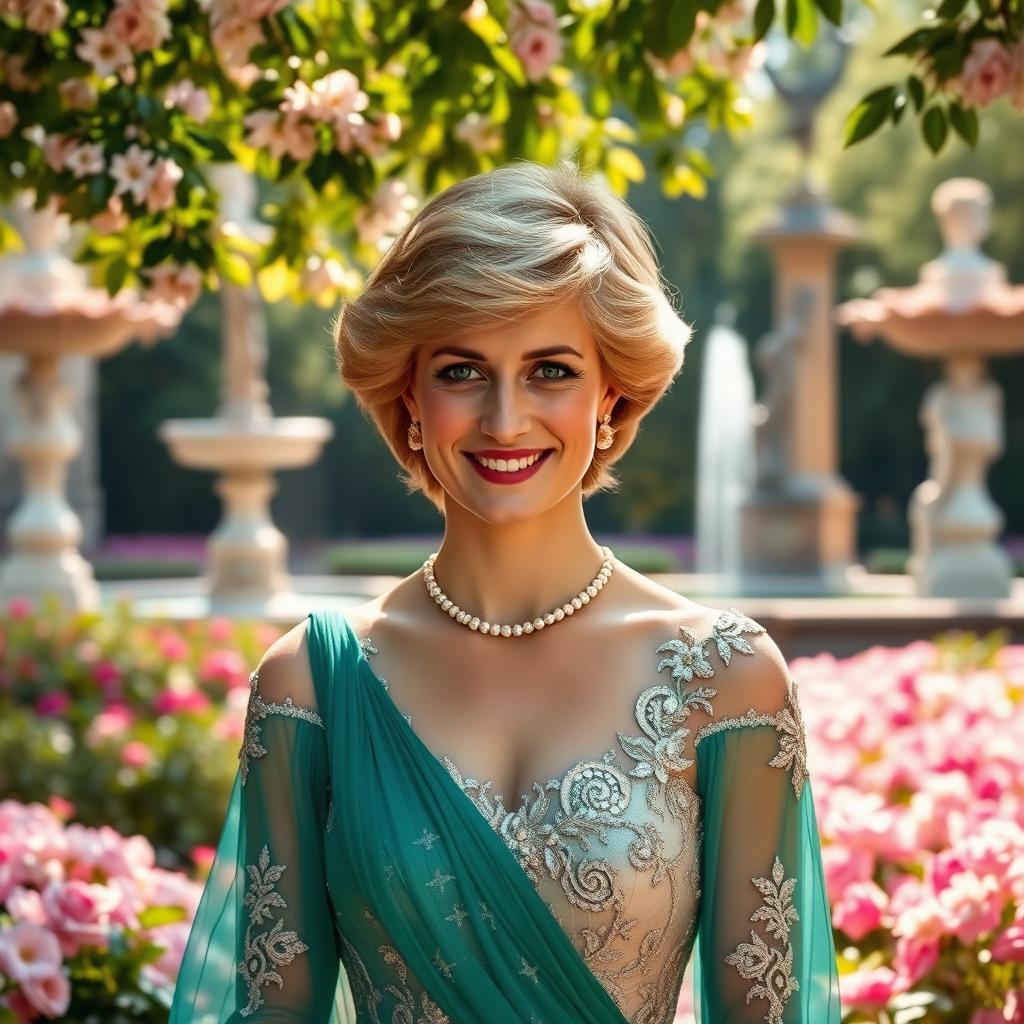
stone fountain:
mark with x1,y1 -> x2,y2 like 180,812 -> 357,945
0,192 -> 181,611
158,164 -> 333,617
835,177 -> 1024,598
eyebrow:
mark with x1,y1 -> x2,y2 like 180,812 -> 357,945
429,345 -> 584,361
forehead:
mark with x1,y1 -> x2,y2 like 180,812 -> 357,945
423,300 -> 596,362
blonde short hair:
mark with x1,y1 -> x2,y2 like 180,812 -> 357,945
333,158 -> 693,513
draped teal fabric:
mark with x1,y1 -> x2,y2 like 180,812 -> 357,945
169,607 -> 841,1023
691,725 -> 842,1021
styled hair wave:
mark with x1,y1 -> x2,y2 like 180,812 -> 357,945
332,158 -> 693,514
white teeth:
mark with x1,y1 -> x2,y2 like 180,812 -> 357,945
473,451 -> 544,472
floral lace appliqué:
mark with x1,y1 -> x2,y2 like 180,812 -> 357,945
239,844 -> 310,1017
239,669 -> 324,785
724,855 -> 800,1024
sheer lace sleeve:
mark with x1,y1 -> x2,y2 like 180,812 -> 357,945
170,631 -> 342,1022
690,637 -> 841,1022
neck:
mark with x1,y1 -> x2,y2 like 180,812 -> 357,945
428,494 -> 610,627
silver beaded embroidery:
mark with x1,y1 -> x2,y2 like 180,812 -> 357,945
239,669 -> 324,786
723,855 -> 800,1024
359,606 -> 809,1023
238,844 -> 310,1016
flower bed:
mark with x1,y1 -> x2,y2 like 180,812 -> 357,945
0,799 -> 205,1022
0,595 -> 282,867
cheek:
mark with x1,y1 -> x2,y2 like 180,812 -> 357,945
545,391 -> 596,436
421,392 -> 474,440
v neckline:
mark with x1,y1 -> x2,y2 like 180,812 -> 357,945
325,608 -> 634,1024
349,622 -> 623,820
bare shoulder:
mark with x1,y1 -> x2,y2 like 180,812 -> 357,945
624,566 -> 791,717
252,616 -> 317,709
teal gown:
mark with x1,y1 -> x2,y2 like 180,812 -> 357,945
169,606 -> 841,1023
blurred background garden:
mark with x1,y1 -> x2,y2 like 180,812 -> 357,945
1,0 -> 1024,1020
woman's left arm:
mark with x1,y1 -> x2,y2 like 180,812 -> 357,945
690,653 -> 842,1022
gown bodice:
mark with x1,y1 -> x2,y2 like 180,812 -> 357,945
169,604 -> 842,1024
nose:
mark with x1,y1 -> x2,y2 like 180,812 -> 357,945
479,377 -> 532,442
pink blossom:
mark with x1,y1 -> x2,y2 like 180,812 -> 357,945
0,920 -> 63,983
0,100 -> 16,138
21,970 -> 71,1018
34,691 -> 70,717
993,923 -> 1024,963
5,886 -> 47,926
508,0 -> 558,37
200,649 -> 248,689
832,880 -> 887,940
164,78 -> 212,124
64,141 -> 105,178
145,156 -> 184,213
142,262 -> 204,311
110,142 -> 156,205
41,879 -> 120,956
840,964 -> 905,1007
58,76 -> 97,110
300,254 -> 349,298
85,703 -> 136,744
158,631 -> 189,660
46,796 -> 75,822
208,617 -> 233,643
89,195 -> 130,233
41,132 -> 77,173
354,179 -> 418,249
75,25 -> 133,77
6,596 -> 34,619
892,934 -> 939,985
511,24 -> 562,82
211,14 -> 263,66
951,38 -> 1013,109
153,688 -> 211,715
283,68 -> 368,124
24,0 -> 65,33
120,740 -> 153,770
971,1009 -> 1007,1024
454,112 -> 502,155
936,870 -> 1003,945
107,0 -> 171,51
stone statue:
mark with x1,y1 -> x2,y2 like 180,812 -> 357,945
919,178 -> 1007,312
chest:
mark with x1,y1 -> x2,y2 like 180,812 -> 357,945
356,617 -> 675,810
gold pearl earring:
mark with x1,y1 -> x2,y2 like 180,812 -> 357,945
595,412 -> 615,450
407,419 -> 423,451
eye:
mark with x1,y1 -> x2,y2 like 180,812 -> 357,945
532,361 -> 581,381
433,363 -> 483,383
432,361 -> 582,383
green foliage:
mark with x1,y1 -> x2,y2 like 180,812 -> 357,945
1,0 -> 823,302
0,597 -> 283,864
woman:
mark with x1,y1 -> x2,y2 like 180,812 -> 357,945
170,159 -> 841,1023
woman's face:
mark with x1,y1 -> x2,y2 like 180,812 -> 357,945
403,299 -> 620,524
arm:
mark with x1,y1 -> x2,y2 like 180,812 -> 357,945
690,640 -> 841,1023
170,623 -> 342,1023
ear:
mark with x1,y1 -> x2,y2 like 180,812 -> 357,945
401,383 -> 420,423
602,386 -> 622,421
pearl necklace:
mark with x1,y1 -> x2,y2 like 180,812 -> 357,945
422,546 -> 615,637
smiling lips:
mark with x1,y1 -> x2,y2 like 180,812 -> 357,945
464,448 -> 553,483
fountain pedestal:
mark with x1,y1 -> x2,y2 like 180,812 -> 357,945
0,193 -> 180,610
158,165 -> 333,615
836,178 -> 1024,598
742,183 -> 861,591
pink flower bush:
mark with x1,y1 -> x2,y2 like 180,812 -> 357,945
790,639 -> 1024,1015
0,800 -> 203,1019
